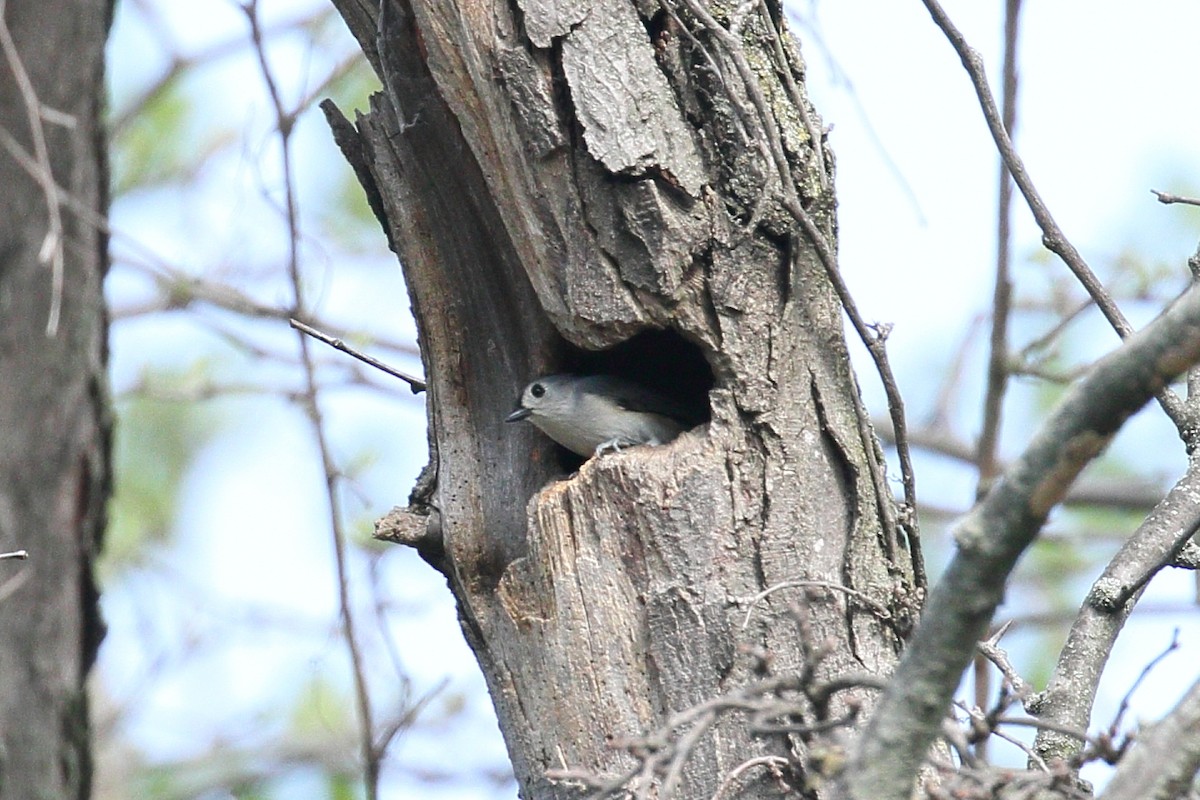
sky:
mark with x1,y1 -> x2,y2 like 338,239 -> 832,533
98,1 -> 1200,797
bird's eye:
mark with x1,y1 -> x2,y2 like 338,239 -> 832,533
530,383 -> 545,398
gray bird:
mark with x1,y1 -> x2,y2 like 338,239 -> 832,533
505,374 -> 689,458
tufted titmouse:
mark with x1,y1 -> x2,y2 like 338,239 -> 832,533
505,374 -> 689,458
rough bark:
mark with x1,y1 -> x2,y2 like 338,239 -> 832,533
0,1 -> 112,797
327,1 -> 916,796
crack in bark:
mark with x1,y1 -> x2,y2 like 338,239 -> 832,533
809,370 -> 868,667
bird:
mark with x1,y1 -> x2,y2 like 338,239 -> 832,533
505,374 -> 689,458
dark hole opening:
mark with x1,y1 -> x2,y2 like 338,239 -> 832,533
561,328 -> 714,428
520,329 -> 715,471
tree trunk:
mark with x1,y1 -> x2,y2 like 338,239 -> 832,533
0,1 -> 112,797
326,0 -> 918,796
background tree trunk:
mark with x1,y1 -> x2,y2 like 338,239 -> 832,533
0,1 -> 112,797
327,0 -> 919,796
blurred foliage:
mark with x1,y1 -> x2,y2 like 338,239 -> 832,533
110,79 -> 238,196
319,168 -> 385,252
321,48 -> 379,113
323,775 -> 358,800
351,516 -> 387,551
289,674 -> 355,739
102,364 -> 225,582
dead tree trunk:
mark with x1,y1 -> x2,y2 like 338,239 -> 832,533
326,1 -> 919,796
0,1 -> 112,797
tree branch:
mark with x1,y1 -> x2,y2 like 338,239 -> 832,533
1097,677 -> 1200,800
241,2 -> 379,796
0,0 -> 67,334
289,318 -> 426,392
841,283 -> 1200,800
1029,463 -> 1200,763
917,0 -> 1192,437
972,1 -> 1023,752
1151,189 -> 1200,208
976,0 -> 1022,494
873,415 -> 1167,512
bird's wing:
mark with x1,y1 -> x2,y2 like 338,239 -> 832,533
577,375 -> 692,422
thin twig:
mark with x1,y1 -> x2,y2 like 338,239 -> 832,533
241,3 -> 379,797
0,550 -> 28,560
972,4 -> 1023,754
1151,189 -> 1200,207
734,579 -> 892,629
1016,297 -> 1093,362
755,0 -> 827,191
0,0 -> 67,335
289,319 -> 425,392
918,0 -> 1190,435
1008,359 -> 1088,384
547,669 -> 883,799
928,314 -> 984,428
674,0 -> 923,588
992,715 -> 1094,744
976,620 -> 1033,701
988,725 -> 1048,772
1109,629 -> 1180,735
976,0 -> 1022,497
709,756 -> 790,800
1098,677 -> 1200,800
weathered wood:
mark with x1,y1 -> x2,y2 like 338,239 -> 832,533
326,0 -> 916,796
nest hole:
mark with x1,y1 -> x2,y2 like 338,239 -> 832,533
560,328 -> 714,428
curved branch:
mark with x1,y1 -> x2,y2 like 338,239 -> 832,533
917,0 -> 1191,436
1029,464 -> 1200,763
841,284 -> 1200,800
873,416 -> 1168,512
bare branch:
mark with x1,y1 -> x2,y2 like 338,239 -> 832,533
976,621 -> 1033,702
734,580 -> 893,629
1110,631 -> 1181,736
289,318 -> 426,392
547,668 -> 884,799
976,0 -> 1023,498
917,0 -> 1191,436
1030,461 -> 1200,764
0,3 -> 67,334
709,756 -> 790,800
240,2 -> 379,796
1106,518 -> 1200,610
1016,297 -> 1093,363
844,284 -> 1200,800
1098,677 -> 1200,800
971,4 -> 1024,755
1151,189 -> 1200,207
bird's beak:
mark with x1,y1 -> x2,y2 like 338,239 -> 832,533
505,407 -> 531,423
